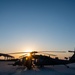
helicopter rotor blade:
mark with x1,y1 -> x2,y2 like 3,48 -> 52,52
43,53 -> 56,56
36,52 -> 56,56
68,50 -> 75,53
8,50 -> 66,54
38,51 -> 66,53
8,48 -> 69,54
68,51 -> 74,52
68,48 -> 75,53
19,54 -> 27,58
8,52 -> 29,54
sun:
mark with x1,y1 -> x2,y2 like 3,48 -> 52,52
25,49 -> 33,52
23,49 -> 33,57
25,49 -> 33,57
27,53 -> 31,56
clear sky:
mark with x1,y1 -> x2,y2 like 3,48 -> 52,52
0,0 -> 75,56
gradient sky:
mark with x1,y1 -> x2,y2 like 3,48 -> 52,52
0,0 -> 75,55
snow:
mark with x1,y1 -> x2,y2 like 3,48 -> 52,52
0,61 -> 75,75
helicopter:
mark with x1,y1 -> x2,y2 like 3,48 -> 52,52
9,50 -> 75,70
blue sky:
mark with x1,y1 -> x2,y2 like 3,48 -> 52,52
0,0 -> 75,53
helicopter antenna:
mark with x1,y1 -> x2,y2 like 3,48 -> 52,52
68,47 -> 75,54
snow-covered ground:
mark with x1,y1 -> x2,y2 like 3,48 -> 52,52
0,61 -> 75,75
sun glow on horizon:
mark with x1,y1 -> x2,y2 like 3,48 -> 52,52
25,49 -> 33,52
24,49 -> 32,57
27,53 -> 31,56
